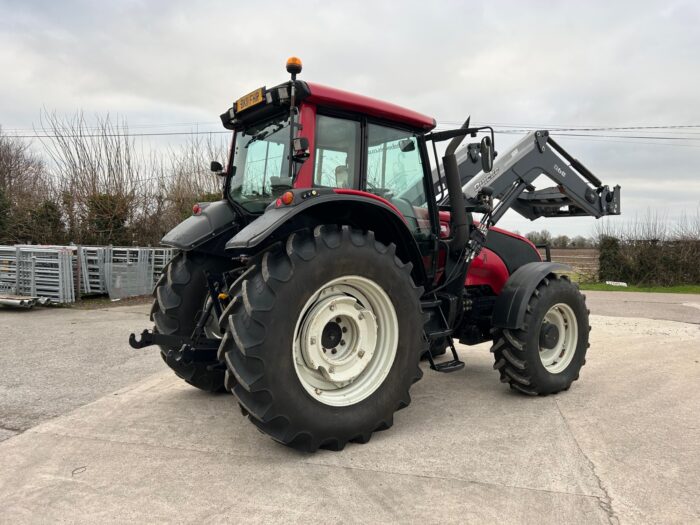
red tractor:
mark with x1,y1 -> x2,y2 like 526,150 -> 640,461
131,57 -> 621,451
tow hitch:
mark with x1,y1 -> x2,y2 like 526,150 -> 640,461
128,330 -> 220,362
129,269 -> 229,363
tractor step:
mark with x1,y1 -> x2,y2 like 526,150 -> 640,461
426,337 -> 465,373
427,329 -> 453,340
421,298 -> 442,309
431,358 -> 465,373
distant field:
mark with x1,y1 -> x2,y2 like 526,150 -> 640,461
539,248 -> 599,281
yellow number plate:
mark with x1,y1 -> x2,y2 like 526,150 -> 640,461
235,88 -> 265,113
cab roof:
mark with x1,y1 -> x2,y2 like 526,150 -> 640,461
303,82 -> 436,132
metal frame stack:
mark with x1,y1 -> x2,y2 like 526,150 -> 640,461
151,248 -> 174,287
78,246 -> 109,295
0,245 -> 175,304
2,246 -> 76,303
0,246 -> 18,295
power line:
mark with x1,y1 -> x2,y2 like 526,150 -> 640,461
0,121 -> 220,133
436,121 -> 700,131
538,135 -> 700,149
4,131 -> 230,139
4,120 -> 700,135
494,130 -> 700,141
4,124 -> 700,145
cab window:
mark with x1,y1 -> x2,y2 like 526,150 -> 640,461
314,115 -> 360,188
365,123 -> 429,234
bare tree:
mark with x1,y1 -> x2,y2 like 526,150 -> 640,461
38,110 -> 149,244
0,127 -> 58,243
159,133 -> 227,228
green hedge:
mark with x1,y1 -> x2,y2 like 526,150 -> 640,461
598,236 -> 700,286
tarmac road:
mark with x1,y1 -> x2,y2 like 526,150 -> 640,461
0,292 -> 698,523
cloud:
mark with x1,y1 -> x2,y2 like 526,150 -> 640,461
0,0 -> 698,236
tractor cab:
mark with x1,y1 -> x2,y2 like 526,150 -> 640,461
219,58 -> 449,281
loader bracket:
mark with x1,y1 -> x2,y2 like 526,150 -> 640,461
535,130 -> 548,153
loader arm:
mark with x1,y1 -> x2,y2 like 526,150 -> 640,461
443,130 -> 621,225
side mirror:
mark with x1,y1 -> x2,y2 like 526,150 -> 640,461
292,137 -> 310,162
210,161 -> 224,175
480,136 -> 493,173
399,138 -> 415,152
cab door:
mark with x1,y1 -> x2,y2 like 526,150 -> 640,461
362,123 -> 439,279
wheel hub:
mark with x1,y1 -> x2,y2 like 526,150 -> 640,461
538,303 -> 579,374
300,294 -> 378,384
321,321 -> 343,350
539,322 -> 560,349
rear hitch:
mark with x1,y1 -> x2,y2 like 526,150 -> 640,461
129,329 -> 159,349
128,329 -> 220,362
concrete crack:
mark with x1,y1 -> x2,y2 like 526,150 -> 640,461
555,399 -> 620,525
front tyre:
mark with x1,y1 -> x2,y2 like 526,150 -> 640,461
219,225 -> 425,452
491,274 -> 589,395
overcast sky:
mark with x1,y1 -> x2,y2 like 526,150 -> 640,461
1,0 -> 699,237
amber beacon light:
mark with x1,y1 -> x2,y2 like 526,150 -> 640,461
286,56 -> 302,76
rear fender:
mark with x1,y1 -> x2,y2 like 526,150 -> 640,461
491,262 -> 573,330
225,188 -> 427,285
161,200 -> 240,253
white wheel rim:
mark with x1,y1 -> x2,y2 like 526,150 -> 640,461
293,275 -> 399,407
538,302 -> 578,374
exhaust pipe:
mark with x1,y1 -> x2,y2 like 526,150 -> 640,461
443,123 -> 470,254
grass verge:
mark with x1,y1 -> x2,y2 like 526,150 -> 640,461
579,283 -> 700,294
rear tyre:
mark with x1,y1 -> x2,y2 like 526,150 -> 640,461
491,274 -> 589,395
218,225 -> 425,452
151,251 -> 231,393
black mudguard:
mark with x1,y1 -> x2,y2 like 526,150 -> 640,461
492,262 -> 573,330
224,188 -> 427,285
161,200 -> 240,252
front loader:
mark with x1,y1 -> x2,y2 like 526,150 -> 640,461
130,57 -> 621,451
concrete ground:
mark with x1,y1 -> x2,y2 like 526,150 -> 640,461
584,290 -> 700,325
0,292 -> 698,524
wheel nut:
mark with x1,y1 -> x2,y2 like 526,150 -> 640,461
342,327 -> 347,333
358,350 -> 365,358
322,348 -> 327,353
330,304 -> 336,311
310,337 -> 316,345
340,340 -> 345,346
335,317 -> 341,323
358,313 -> 364,320
331,349 -> 337,354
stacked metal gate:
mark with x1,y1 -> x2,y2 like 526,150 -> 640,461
0,246 -> 75,303
0,245 -> 174,304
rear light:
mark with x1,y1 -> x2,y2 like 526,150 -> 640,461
281,191 -> 294,205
